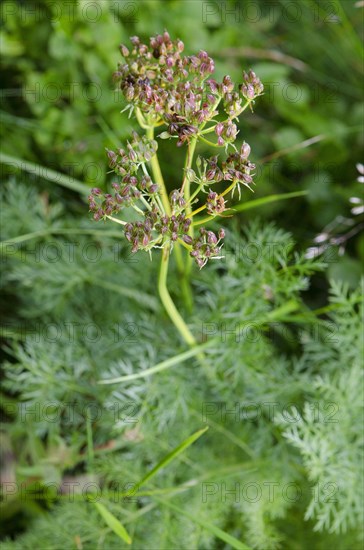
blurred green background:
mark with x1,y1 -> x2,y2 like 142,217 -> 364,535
1,0 -> 363,290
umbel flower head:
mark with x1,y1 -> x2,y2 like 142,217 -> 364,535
89,30 -> 263,268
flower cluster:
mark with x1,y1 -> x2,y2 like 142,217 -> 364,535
124,210 -> 192,253
114,31 -> 216,136
114,31 -> 263,147
89,31 -> 263,269
185,228 -> 225,269
206,191 -> 226,215
222,142 -> 255,192
106,132 -> 158,175
240,69 -> 264,100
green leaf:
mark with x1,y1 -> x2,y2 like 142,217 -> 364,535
155,498 -> 252,550
132,427 -> 209,493
234,191 -> 308,212
98,341 -> 212,384
0,153 -> 89,195
93,502 -> 132,545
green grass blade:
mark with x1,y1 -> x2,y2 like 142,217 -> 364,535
1,228 -> 124,248
98,341 -> 212,384
132,427 -> 209,492
0,152 -> 90,195
93,502 -> 132,545
234,191 -> 307,212
154,498 -> 252,550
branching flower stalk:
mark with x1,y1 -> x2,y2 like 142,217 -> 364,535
88,31 -> 263,347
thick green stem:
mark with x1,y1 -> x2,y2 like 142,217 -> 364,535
158,246 -> 197,347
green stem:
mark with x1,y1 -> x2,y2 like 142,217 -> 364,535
188,182 -> 204,205
145,126 -> 193,311
86,410 -> 94,471
199,135 -> 222,148
158,246 -> 197,347
146,126 -> 170,215
105,215 -> 127,225
192,215 -> 218,227
139,195 -> 153,211
187,180 -> 237,219
182,137 -> 198,276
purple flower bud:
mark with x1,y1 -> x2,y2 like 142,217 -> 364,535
130,36 -> 140,46
132,238 -> 139,253
149,184 -> 159,193
217,136 -> 225,147
182,234 -> 193,245
222,75 -> 234,93
106,149 -> 117,166
218,228 -> 225,240
125,85 -> 135,101
208,79 -> 218,93
91,187 -> 102,195
120,44 -> 129,57
128,147 -> 137,163
240,142 -> 251,159
170,190 -> 179,203
246,84 -> 255,99
226,122 -> 237,139
207,231 -> 218,245
142,234 -> 150,247
196,257 -> 205,269
242,174 -> 253,184
215,122 -> 224,136
206,169 -> 216,181
183,219 -> 192,231
144,219 -> 153,232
